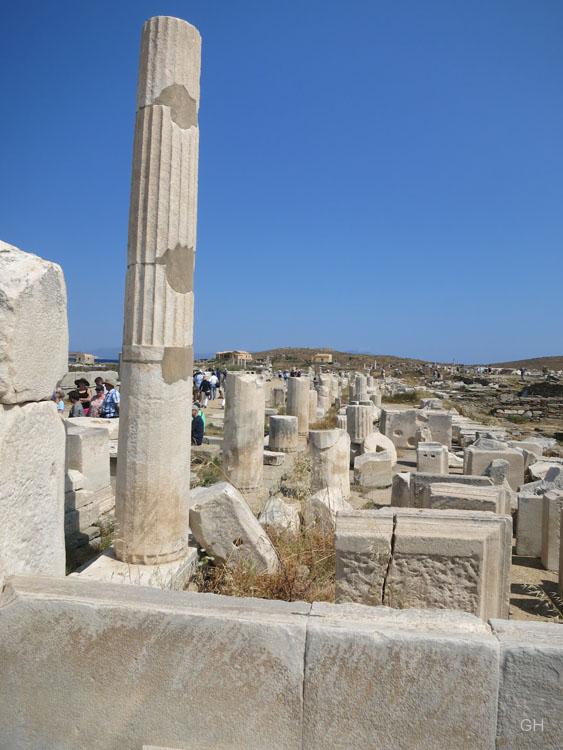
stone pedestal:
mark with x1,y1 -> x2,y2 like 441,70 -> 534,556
223,373 -> 265,491
269,415 -> 298,453
287,377 -> 310,436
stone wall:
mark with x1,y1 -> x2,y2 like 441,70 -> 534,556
1,576 -> 561,749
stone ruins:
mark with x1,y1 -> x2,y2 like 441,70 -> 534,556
0,13 -> 561,750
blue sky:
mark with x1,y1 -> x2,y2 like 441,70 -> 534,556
1,1 -> 562,363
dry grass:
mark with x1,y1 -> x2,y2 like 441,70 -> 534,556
310,404 -> 338,430
192,524 -> 335,603
191,456 -> 225,487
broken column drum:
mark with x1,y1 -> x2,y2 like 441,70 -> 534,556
309,429 -> 351,499
287,377 -> 310,436
354,374 -> 368,401
115,17 -> 201,564
346,404 -> 372,445
269,415 -> 299,453
223,374 -> 265,491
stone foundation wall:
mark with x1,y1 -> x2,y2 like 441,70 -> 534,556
0,576 -> 561,749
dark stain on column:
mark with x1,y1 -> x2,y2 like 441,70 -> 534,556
157,243 -> 194,293
155,83 -> 198,129
162,345 -> 193,384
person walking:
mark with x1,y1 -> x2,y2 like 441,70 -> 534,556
209,371 -> 219,400
191,404 -> 204,445
199,376 -> 211,407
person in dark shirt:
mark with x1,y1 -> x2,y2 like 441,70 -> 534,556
191,405 -> 204,445
199,376 -> 212,407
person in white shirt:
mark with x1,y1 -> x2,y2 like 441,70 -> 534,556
209,372 -> 219,400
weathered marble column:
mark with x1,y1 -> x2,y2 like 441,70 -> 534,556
223,373 -> 265,491
269,415 -> 298,453
309,429 -> 351,499
354,374 -> 368,401
115,17 -> 201,565
287,377 -> 310,436
346,404 -> 373,445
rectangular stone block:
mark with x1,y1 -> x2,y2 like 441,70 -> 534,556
429,482 -> 510,514
0,401 -> 65,580
516,493 -> 543,557
303,602 -> 499,750
464,443 -> 525,490
335,511 -> 393,605
408,471 -> 494,508
386,509 -> 511,619
0,576 -> 308,750
64,502 -> 98,535
541,489 -> 563,571
65,421 -> 110,493
0,241 -> 67,404
380,408 -> 418,449
416,442 -> 449,474
335,508 -> 511,619
491,619 -> 563,750
425,411 -> 453,449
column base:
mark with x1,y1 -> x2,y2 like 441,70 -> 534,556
72,545 -> 198,591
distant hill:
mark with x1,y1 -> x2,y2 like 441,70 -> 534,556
486,356 -> 563,370
251,347 -> 429,369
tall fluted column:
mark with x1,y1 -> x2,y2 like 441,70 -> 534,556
115,16 -> 201,564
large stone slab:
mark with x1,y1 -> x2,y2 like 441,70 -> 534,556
0,401 -> 65,581
491,619 -> 563,749
428,482 -> 510,514
190,482 -> 279,572
394,471 -> 494,508
0,576 -> 308,750
0,240 -> 67,404
303,602 -> 499,750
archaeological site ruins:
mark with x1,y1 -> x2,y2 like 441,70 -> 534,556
0,11 -> 562,750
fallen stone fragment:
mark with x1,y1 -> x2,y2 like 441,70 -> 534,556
302,488 -> 353,531
190,481 -> 279,573
259,496 -> 300,534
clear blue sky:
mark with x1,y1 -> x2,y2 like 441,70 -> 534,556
1,1 -> 562,364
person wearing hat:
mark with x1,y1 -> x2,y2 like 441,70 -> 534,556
74,378 -> 91,416
89,384 -> 106,418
